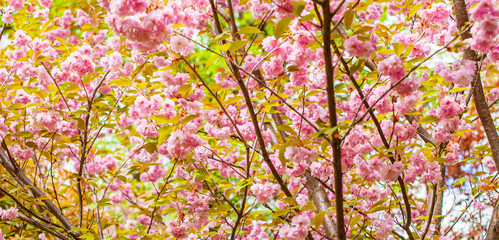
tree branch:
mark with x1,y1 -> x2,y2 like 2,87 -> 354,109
322,0 -> 346,239
452,1 -> 499,238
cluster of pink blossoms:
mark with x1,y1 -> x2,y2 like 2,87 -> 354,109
170,35 -> 195,56
435,60 -> 476,87
344,35 -> 378,59
1,0 -> 497,238
279,213 -> 312,240
404,152 -> 441,184
378,55 -> 406,82
250,182 -> 280,204
102,0 -> 209,49
8,145 -> 34,161
433,117 -> 469,143
420,2 -> 451,23
432,95 -> 465,119
469,0 -> 499,60
0,207 -> 18,220
139,164 -> 168,182
358,3 -> 383,21
242,222 -> 270,240
127,95 -> 176,138
284,146 -> 317,175
391,30 -> 430,58
374,214 -> 394,238
86,155 -> 117,175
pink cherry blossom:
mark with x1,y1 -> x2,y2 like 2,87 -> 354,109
432,95 -> 464,119
250,182 -> 280,204
10,0 -> 24,10
170,35 -> 194,56
420,3 -> 451,23
0,207 -> 19,220
344,35 -> 377,58
13,30 -> 32,46
378,55 -> 406,82
39,233 -> 48,240
381,161 -> 404,182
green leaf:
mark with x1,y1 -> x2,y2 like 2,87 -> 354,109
272,208 -> 290,218
430,156 -> 447,163
282,196 -> 297,205
312,211 -> 326,229
87,203 -> 98,210
210,32 -> 231,43
268,93 -> 290,101
117,175 -> 127,182
216,42 -> 231,52
178,84 -> 192,97
377,48 -> 395,55
353,26 -> 374,36
404,111 -> 422,116
249,210 -> 271,216
151,200 -> 170,207
393,43 -> 405,56
181,115 -> 198,125
452,42 -> 468,50
208,83 -> 223,90
287,65 -> 301,72
279,141 -> 294,168
407,4 -> 423,19
404,44 -> 414,57
151,115 -> 169,125
194,173 -> 210,182
420,115 -> 438,124
275,17 -> 293,39
344,9 -> 354,30
454,176 -> 468,187
276,125 -> 297,136
301,13 -> 316,22
292,1 -> 306,16
449,87 -> 469,93
324,127 -> 337,135
81,233 -> 95,240
108,78 -> 133,87
158,126 -> 173,145
229,40 -> 248,52
415,215 -> 429,221
239,0 -> 250,6
225,96 -> 244,105
144,142 -> 157,154
236,178 -> 253,191
350,59 -> 364,73
164,211 -> 178,223
350,214 -> 362,230
70,227 -> 90,232
238,26 -> 262,35
256,91 -> 266,100
453,128 -> 472,137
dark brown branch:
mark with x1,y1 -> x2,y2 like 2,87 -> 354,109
235,76 -> 294,198
0,186 -> 68,232
452,1 -> 499,239
322,0 -> 346,239
421,183 -> 438,239
19,214 -> 73,240
331,42 -> 415,240
0,145 -> 80,237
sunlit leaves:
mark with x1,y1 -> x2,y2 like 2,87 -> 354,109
274,17 -> 293,39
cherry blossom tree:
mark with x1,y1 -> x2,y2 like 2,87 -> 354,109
0,0 -> 498,239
